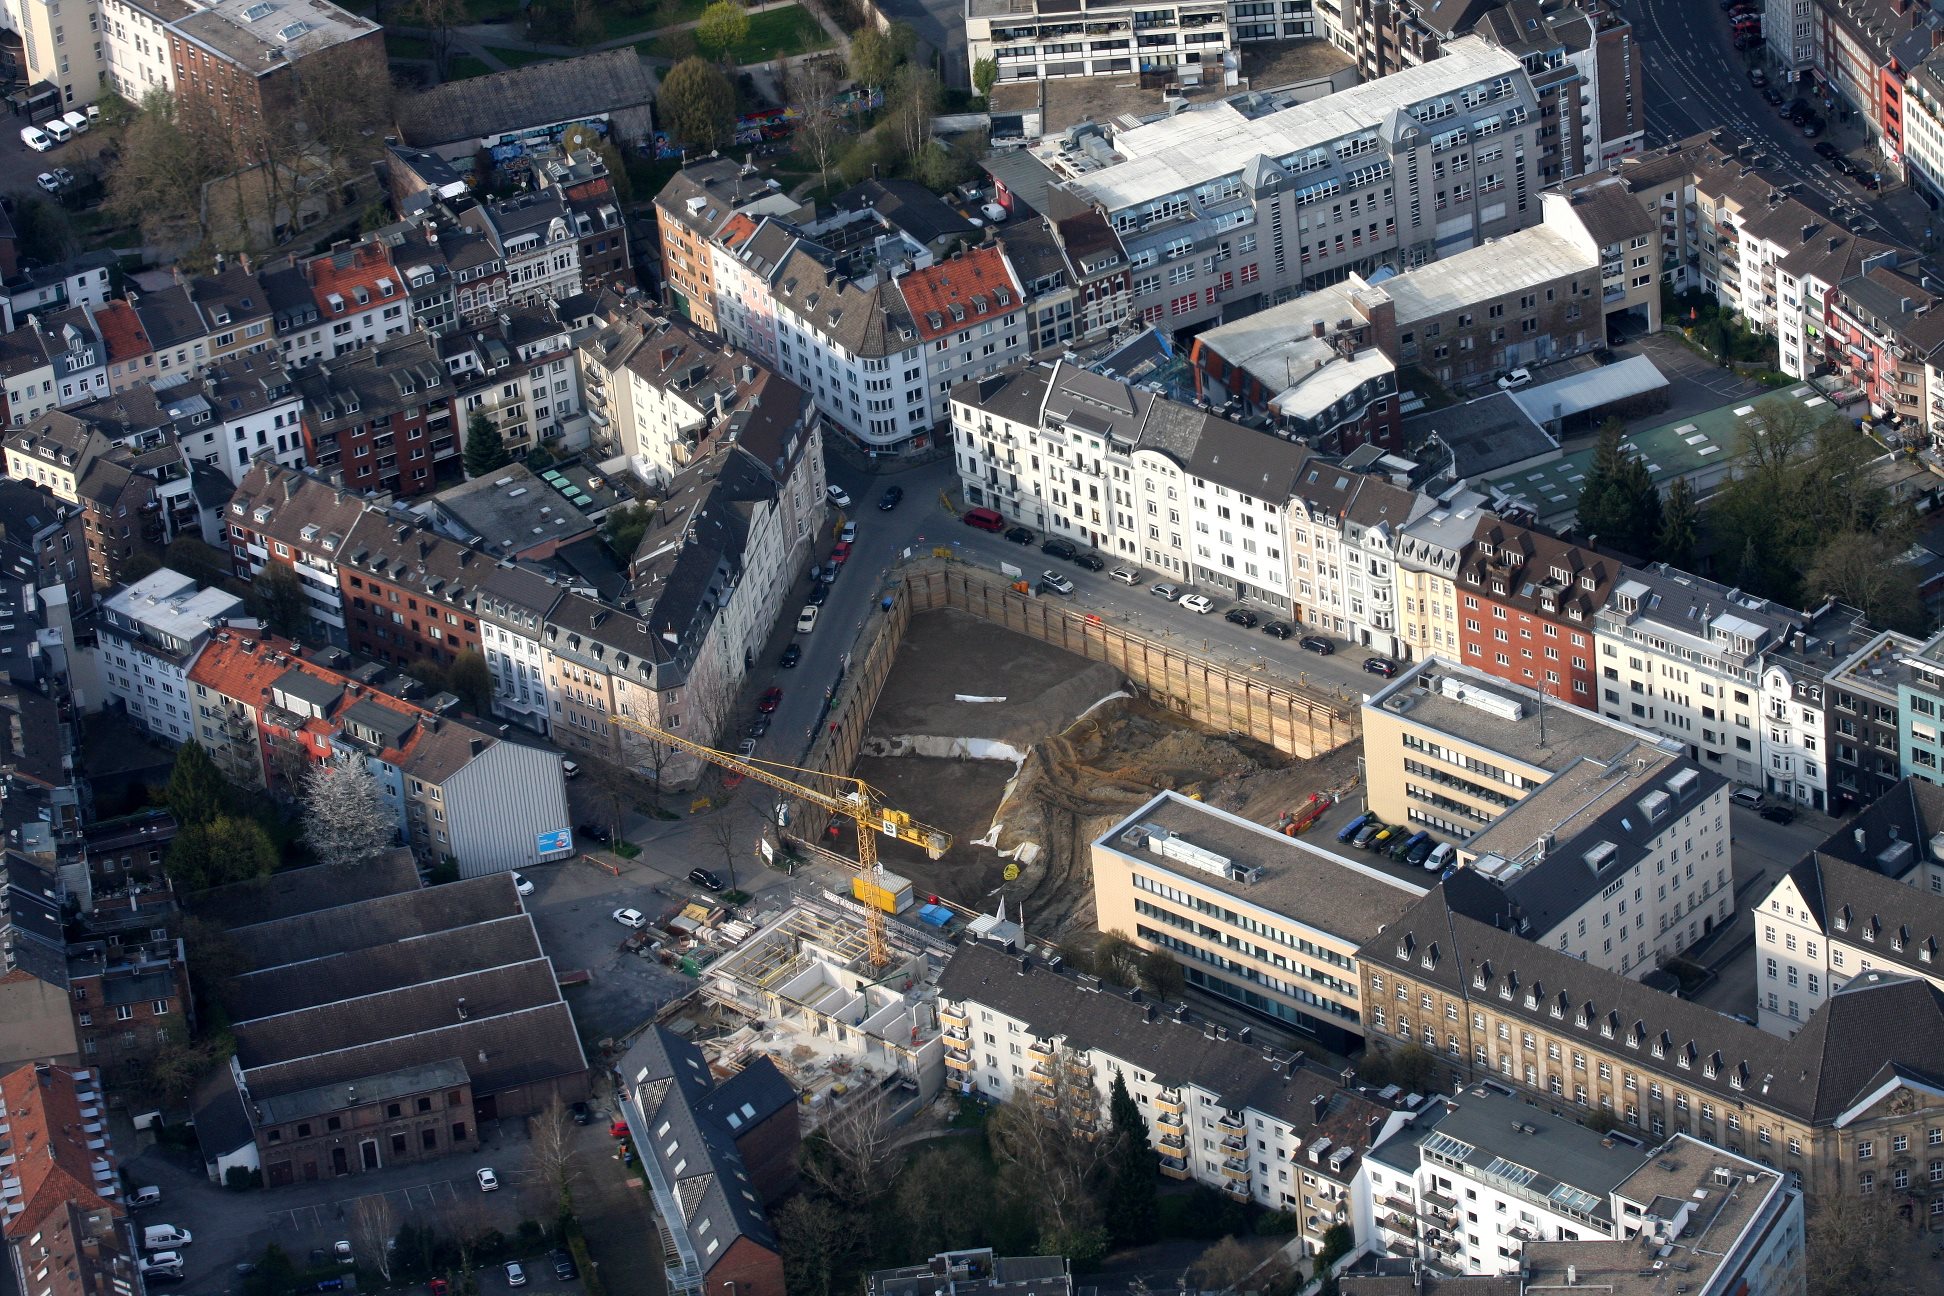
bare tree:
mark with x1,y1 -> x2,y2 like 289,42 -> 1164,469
888,63 -> 940,164
302,760 -> 399,869
986,1054 -> 1108,1258
1189,1236 -> 1274,1294
800,1091 -> 896,1208
706,814 -> 741,892
401,0 -> 470,77
529,1097 -> 582,1208
1805,1189 -> 1924,1296
350,1195 -> 398,1281
791,55 -> 849,193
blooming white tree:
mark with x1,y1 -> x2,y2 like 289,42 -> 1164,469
302,760 -> 398,869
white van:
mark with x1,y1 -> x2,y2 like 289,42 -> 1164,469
60,110 -> 88,135
20,126 -> 51,152
1425,841 -> 1457,872
85,103 -> 101,122
142,1225 -> 192,1250
129,1186 -> 163,1208
42,118 -> 72,144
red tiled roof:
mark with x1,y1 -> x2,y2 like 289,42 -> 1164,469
898,246 -> 1022,343
0,1064 -> 116,1241
305,242 -> 403,319
717,212 -> 759,251
187,631 -> 307,707
92,300 -> 151,364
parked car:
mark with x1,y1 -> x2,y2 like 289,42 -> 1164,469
758,687 -> 784,713
1427,842 -> 1456,871
737,738 -> 758,758
49,166 -> 73,187
1224,607 -> 1258,627
1299,635 -> 1334,655
1352,823 -> 1383,849
746,716 -> 770,739
1074,552 -> 1105,571
1150,582 -> 1180,600
1004,525 -> 1036,545
476,1168 -> 500,1192
1760,803 -> 1797,824
796,605 -> 819,634
612,908 -> 647,929
839,520 -> 857,543
1407,836 -> 1437,867
510,871 -> 534,896
1262,621 -> 1294,640
779,643 -> 801,668
825,485 -> 852,508
1761,86 -> 1784,106
1814,141 -> 1842,160
980,201 -> 1008,223
1040,570 -> 1074,594
1363,657 -> 1399,677
806,582 -> 828,606
560,758 -> 580,779
505,1263 -> 526,1287
879,485 -> 904,510
1730,787 -> 1765,809
35,172 -> 59,193
831,540 -> 852,565
130,1188 -> 163,1208
1497,367 -> 1532,390
1042,537 -> 1078,560
138,1256 -> 182,1279
688,867 -> 725,891
19,126 -> 51,151
1178,594 -> 1215,614
551,1250 -> 579,1281
143,1228 -> 191,1250
334,1243 -> 355,1268
571,1101 -> 592,1125
1336,813 -> 1371,844
578,823 -> 611,845
1110,567 -> 1142,584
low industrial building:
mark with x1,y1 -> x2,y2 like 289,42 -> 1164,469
1093,790 -> 1423,1050
394,49 -> 657,161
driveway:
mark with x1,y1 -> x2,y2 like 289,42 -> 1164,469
1621,334 -> 1772,419
520,856 -> 700,1045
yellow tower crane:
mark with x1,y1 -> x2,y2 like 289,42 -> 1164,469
606,714 -> 951,967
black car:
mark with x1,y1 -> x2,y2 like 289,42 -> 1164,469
1224,607 -> 1258,628
1814,141 -> 1842,160
571,1101 -> 592,1125
1262,621 -> 1295,640
1761,86 -> 1784,106
1857,172 -> 1881,190
746,716 -> 770,739
1363,656 -> 1399,678
1042,537 -> 1078,560
1004,525 -> 1036,545
689,867 -> 725,891
878,485 -> 904,511
1299,635 -> 1334,655
1760,803 -> 1797,824
1074,552 -> 1106,572
779,643 -> 801,668
806,582 -> 829,606
577,823 -> 612,845
551,1250 -> 579,1282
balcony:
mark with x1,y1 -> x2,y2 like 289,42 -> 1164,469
943,1023 -> 970,1042
1026,1040 -> 1054,1064
944,1051 -> 972,1072
1216,1112 -> 1246,1136
1156,1107 -> 1184,1129
1158,1127 -> 1187,1153
1155,1092 -> 1185,1115
1160,1157 -> 1192,1181
1221,1178 -> 1251,1201
1221,1133 -> 1248,1153
1220,1157 -> 1251,1181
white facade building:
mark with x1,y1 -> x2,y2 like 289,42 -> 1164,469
99,568 -> 245,743
99,0 -> 178,100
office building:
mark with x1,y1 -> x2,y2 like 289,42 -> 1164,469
1094,790 -> 1424,1049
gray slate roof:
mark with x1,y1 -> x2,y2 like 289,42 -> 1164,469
396,49 -> 655,147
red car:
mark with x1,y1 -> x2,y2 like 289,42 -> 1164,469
758,687 -> 784,713
832,541 -> 853,565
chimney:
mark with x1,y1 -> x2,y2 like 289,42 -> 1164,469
468,738 -> 483,756
1016,955 -> 1030,974
1311,1092 -> 1329,1121
1312,319 -> 1326,338
456,997 -> 468,1020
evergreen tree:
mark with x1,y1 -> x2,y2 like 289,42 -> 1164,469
1656,476 -> 1700,568
463,414 -> 510,478
166,740 -> 229,826
1575,418 -> 1661,555
1104,1072 -> 1158,1246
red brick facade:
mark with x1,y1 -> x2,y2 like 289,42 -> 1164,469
1454,519 -> 1613,709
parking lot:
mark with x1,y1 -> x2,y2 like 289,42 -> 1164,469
0,112 -> 113,208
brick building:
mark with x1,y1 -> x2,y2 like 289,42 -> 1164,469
0,1063 -> 138,1296
335,512 -> 486,669
1454,516 -> 1613,708
294,334 -> 455,496
165,0 -> 384,155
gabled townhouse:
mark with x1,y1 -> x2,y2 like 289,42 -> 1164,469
90,299 -> 157,395
99,567 -> 245,745
484,190 -> 581,310
370,219 -> 459,337
2,252 -> 116,324
534,151 -> 631,289
160,347 -> 306,485
225,460 -> 373,646
0,478 -> 90,617
130,282 -> 210,379
186,257 -> 276,361
766,238 -> 930,450
1,308 -> 111,426
1455,517 -> 1612,708
445,211 -> 513,325
263,258 -> 330,369
440,304 -> 582,462
1395,486 -> 1495,666
3,414 -> 168,590
293,333 -> 455,496
654,157 -> 811,332
467,562 -> 564,737
1824,628 -> 1923,811
709,214 -> 798,370
902,246 -> 1029,430
335,510 -> 488,670
305,241 -> 413,359
1758,601 -> 1877,812
1340,477 -> 1432,660
1825,258 -> 1944,438
1594,565 -> 1810,791
1754,777 -> 1944,1038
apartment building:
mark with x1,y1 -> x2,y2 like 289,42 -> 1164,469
1756,602 -> 1877,812
1363,876 -> 1944,1203
1362,1089 -> 1803,1295
1755,777 -> 1944,1039
99,567 -> 244,744
654,158 -> 811,333
66,937 -> 191,1088
1018,37 -> 1543,334
466,561 -> 563,738
1896,626 -> 1944,783
902,248 -> 1031,429
0,478 -> 90,617
0,1063 -> 139,1296
441,304 -> 582,462
997,210 -> 1135,353
1595,566 -> 1810,793
1361,656 -> 1685,842
164,0 -> 384,150
225,460 -> 371,646
293,334 -> 456,497
165,346 -> 306,485
335,510 -> 488,670
1094,790 -> 1423,1049
0,308 -> 109,426
964,0 -> 1234,87
534,151 -> 632,290
1395,487 -> 1495,666
936,939 -> 1406,1256
1824,628 -> 1924,811
952,359 -> 1309,607
1455,516 -> 1612,707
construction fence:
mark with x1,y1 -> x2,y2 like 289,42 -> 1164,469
786,561 -> 1356,845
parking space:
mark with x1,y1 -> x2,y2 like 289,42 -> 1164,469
266,1179 -> 463,1234
1620,334 -> 1771,419
0,117 -> 113,205
520,856 -> 700,1043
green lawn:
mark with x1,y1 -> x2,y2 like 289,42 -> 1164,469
384,33 -> 435,59
644,3 -> 829,61
447,54 -> 494,79
468,0 -> 526,19
600,0 -> 707,41
484,45 -> 558,67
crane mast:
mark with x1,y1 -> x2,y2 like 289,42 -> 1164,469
605,713 -> 950,967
